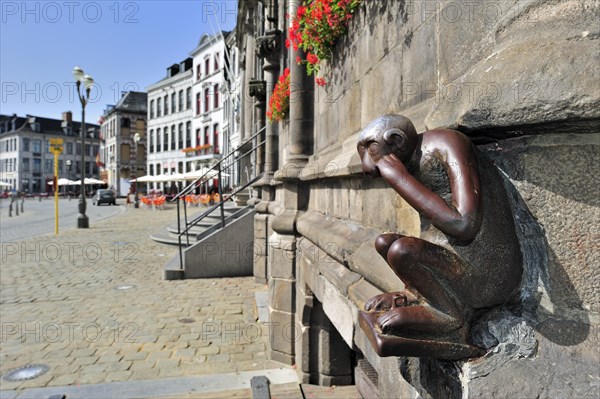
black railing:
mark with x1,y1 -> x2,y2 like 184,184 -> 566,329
170,126 -> 266,270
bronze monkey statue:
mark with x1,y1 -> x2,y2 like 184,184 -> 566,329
357,115 -> 522,359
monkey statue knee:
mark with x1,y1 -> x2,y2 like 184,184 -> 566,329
356,115 -> 522,359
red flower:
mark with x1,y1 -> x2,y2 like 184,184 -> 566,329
267,68 -> 291,122
296,56 -> 302,64
288,0 -> 362,77
315,77 -> 327,87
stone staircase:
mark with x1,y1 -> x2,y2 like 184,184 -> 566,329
149,202 -> 252,247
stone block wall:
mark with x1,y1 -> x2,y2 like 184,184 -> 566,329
260,0 -> 599,397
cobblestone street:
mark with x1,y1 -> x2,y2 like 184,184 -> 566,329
0,204 -> 282,394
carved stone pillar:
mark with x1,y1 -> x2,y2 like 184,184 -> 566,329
268,0 -> 315,367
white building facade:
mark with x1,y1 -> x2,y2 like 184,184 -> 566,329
0,113 -> 101,194
189,33 -> 227,173
146,59 -> 194,191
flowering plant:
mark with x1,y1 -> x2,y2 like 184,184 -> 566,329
181,144 -> 212,153
267,67 -> 291,122
287,0 -> 362,85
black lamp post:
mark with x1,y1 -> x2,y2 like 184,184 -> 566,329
66,159 -> 72,199
73,66 -> 94,228
133,132 -> 141,208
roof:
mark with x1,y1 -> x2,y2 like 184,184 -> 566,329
105,91 -> 148,116
0,113 -> 100,138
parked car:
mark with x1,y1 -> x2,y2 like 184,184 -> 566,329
93,189 -> 117,206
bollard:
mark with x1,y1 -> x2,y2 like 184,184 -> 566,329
15,199 -> 19,216
21,197 -> 24,213
8,201 -> 12,217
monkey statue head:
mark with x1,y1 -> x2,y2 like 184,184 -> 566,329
357,114 -> 418,177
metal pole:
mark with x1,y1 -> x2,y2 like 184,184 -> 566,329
217,164 -> 225,228
77,82 -> 89,228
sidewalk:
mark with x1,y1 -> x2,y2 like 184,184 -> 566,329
0,204 -> 281,393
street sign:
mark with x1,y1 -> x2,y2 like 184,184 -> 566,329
50,146 -> 63,154
49,138 -> 64,145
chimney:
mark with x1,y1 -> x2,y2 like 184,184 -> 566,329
62,111 -> 73,123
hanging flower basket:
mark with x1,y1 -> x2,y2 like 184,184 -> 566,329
287,0 -> 363,85
267,67 -> 291,122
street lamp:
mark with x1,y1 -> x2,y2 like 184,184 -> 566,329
133,132 -> 141,208
66,159 -> 72,199
73,66 -> 94,228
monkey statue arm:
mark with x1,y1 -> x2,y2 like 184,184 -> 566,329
376,132 -> 483,241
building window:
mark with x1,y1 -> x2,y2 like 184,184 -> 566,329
171,125 -> 176,150
214,53 -> 219,70
21,138 -> 29,152
150,100 -> 155,118
171,93 -> 176,113
178,90 -> 183,112
66,142 -> 73,155
149,129 -> 154,153
186,88 -> 191,109
214,84 -> 219,108
178,124 -> 183,149
85,144 -> 90,156
213,123 -> 219,154
44,159 -> 53,174
76,143 -> 81,156
45,140 -> 51,153
163,129 -> 168,151
164,95 -> 169,115
196,93 -> 201,115
58,160 -> 63,174
33,158 -> 41,173
186,122 -> 191,148
196,64 -> 201,80
22,158 -> 29,172
204,126 -> 210,146
157,99 -> 162,117
205,58 -> 210,76
32,139 -> 41,153
204,88 -> 210,113
196,128 -> 201,147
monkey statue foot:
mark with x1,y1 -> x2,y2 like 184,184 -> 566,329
365,290 -> 420,311
358,305 -> 484,360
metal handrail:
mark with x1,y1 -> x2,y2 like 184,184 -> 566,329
171,125 -> 266,201
173,126 -> 266,270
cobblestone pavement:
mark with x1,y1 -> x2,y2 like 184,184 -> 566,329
0,204 -> 279,392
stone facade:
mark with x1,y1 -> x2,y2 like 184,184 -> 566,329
237,1 -> 599,397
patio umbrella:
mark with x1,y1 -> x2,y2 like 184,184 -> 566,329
48,178 -> 76,186
71,178 -> 101,185
0,181 -> 12,187
154,174 -> 185,182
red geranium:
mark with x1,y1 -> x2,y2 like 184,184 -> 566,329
287,0 -> 362,80
267,68 -> 291,122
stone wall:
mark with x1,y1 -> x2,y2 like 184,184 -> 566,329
261,0 -> 599,397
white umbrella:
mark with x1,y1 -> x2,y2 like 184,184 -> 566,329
48,178 -> 75,186
183,169 -> 228,180
0,181 -> 12,187
130,175 -> 154,183
72,178 -> 101,185
154,174 -> 185,182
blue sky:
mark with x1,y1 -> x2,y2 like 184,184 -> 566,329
0,0 -> 238,123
